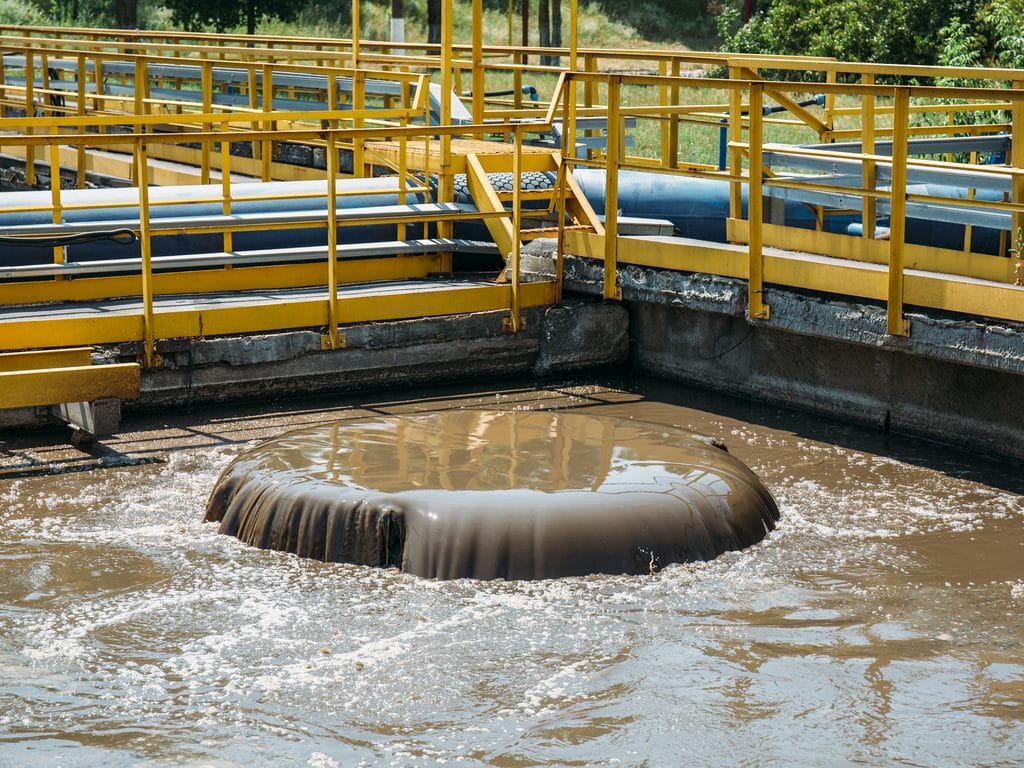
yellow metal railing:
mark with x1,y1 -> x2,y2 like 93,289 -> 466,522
0,105 -> 558,361
3,27 -> 1024,359
554,67 -> 1024,332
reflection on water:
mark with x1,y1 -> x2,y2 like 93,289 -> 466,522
1,380 -> 1023,766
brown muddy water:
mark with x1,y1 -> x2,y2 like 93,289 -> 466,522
1,378 -> 1022,767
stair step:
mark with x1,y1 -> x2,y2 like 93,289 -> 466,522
0,202 -> 477,238
0,238 -> 498,280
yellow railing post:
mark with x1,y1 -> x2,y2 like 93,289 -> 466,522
510,124 -> 523,332
603,75 -> 622,301
49,128 -> 63,269
135,138 -> 156,366
262,65 -> 273,182
201,59 -> 212,185
747,81 -> 768,320
438,0 -> 454,272
727,66 -> 743,229
134,57 -> 148,117
220,127 -> 233,254
1011,81 -> 1024,285
861,73 -> 876,240
351,0 -> 360,70
75,53 -> 86,188
325,127 -> 340,349
0,52 -> 6,118
25,52 -> 35,187
556,83 -> 569,304
471,0 -> 484,124
40,52 -> 50,118
823,68 -> 836,141
887,86 -> 911,336
569,0 -> 578,71
668,58 -> 680,169
353,70 -> 366,176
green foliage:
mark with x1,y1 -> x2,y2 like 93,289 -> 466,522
719,0 -> 985,69
937,0 -> 1024,70
0,0 -> 47,24
48,0 -> 115,26
163,0 -> 304,33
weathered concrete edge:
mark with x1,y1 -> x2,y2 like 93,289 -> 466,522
520,240 -> 1024,376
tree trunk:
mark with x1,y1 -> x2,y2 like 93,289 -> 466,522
114,0 -> 137,29
391,0 -> 405,54
521,0 -> 529,65
428,0 -> 441,47
247,0 -> 257,35
742,0 -> 755,22
551,0 -> 561,66
538,0 -> 550,65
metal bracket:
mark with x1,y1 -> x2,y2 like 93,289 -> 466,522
502,315 -> 527,333
320,332 -> 348,350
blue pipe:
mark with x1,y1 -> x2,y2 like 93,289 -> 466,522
718,94 -> 826,171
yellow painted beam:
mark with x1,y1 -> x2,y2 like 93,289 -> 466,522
0,281 -> 558,352
0,363 -> 139,409
564,231 -> 1024,323
727,220 -> 1020,285
465,152 -> 516,259
0,347 -> 92,372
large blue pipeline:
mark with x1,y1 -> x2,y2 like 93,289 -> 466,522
0,170 -> 1006,268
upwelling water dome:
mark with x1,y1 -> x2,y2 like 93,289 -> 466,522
204,410 -> 780,579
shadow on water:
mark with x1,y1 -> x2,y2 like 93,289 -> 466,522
1,372 -> 1021,495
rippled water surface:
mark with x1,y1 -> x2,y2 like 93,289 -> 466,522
1,380 -> 1023,767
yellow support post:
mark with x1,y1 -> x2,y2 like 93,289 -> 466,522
353,71 -> 366,176
668,58 -> 680,169
887,87 -> 911,336
351,0 -> 360,70
135,57 -> 148,117
325,129 -> 340,350
510,126 -> 523,332
49,130 -> 63,269
201,59 -> 212,185
247,66 -> 260,174
556,83 -> 572,304
438,0 -> 454,272
1011,81 -> 1024,284
93,55 -> 104,116
861,72 -> 876,240
40,52 -> 50,118
747,82 -> 769,320
135,139 -> 157,366
25,52 -> 34,187
603,75 -> 622,301
823,68 -> 837,140
728,66 -> 743,228
75,53 -> 86,188
569,0 -> 578,71
262,64 -> 273,182
221,130 -> 233,254
472,0 -> 484,124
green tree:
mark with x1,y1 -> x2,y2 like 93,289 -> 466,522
165,0 -> 305,34
719,0 -> 985,70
